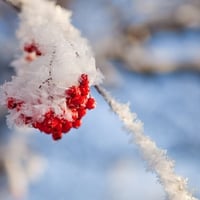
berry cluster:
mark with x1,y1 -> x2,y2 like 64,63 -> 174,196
24,41 -> 42,61
6,74 -> 96,140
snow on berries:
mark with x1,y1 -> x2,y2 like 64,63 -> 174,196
0,0 -> 102,140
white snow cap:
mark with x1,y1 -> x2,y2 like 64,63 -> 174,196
16,0 -> 102,86
1,0 -> 103,128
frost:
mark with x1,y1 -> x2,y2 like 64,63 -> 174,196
95,85 -> 198,200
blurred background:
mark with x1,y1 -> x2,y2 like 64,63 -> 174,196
0,0 -> 200,199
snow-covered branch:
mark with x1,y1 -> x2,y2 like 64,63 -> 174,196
95,85 -> 198,200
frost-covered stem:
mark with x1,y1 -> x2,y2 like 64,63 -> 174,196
95,85 -> 198,200
2,0 -> 22,11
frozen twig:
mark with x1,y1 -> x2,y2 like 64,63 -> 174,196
95,85 -> 198,200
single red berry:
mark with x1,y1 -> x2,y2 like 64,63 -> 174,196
62,119 -> 72,133
79,74 -> 89,86
72,119 -> 82,128
43,126 -> 52,134
71,96 -> 81,106
66,86 -> 80,97
86,98 -> 96,110
66,98 -> 76,109
24,44 -> 34,53
52,121 -> 63,139
45,110 -> 54,119
79,85 -> 89,96
77,108 -> 86,119
52,131 -> 62,140
42,118 -> 53,134
33,121 -> 43,132
51,117 -> 60,128
36,49 -> 42,56
71,96 -> 86,107
71,109 -> 78,120
7,97 -> 17,109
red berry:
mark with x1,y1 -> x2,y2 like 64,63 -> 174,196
73,96 -> 86,107
66,95 -> 86,109
36,49 -> 42,56
42,119 -> 52,134
51,117 -> 60,128
79,74 -> 89,86
78,108 -> 86,119
33,121 -> 43,131
45,110 -> 54,118
51,119 -> 63,140
7,97 -> 24,111
24,44 -> 34,53
72,119 -> 82,128
7,97 -> 17,109
66,86 -> 80,97
70,96 -> 81,106
86,98 -> 96,110
43,126 -> 52,134
52,131 -> 62,140
79,85 -> 89,96
66,98 -> 76,109
62,119 -> 72,133
70,109 -> 77,120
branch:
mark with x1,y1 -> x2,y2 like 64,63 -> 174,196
95,85 -> 198,200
